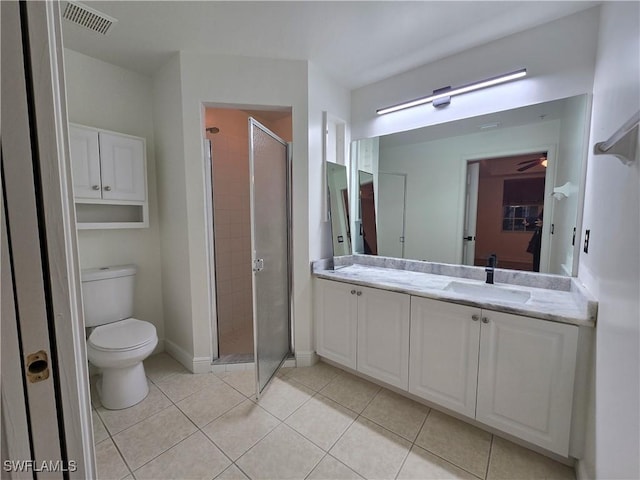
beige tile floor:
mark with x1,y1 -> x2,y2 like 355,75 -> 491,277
92,353 -> 576,480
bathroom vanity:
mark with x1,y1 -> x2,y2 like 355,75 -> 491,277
312,255 -> 596,459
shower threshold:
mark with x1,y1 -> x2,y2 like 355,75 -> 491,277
212,353 -> 254,365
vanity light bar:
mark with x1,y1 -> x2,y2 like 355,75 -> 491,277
376,68 -> 527,115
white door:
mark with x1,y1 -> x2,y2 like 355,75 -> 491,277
476,311 -> 578,456
1,188 -> 32,478
357,286 -> 410,389
69,125 -> 102,199
314,279 -> 358,369
99,132 -> 146,201
462,162 -> 480,265
377,172 -> 406,258
409,298 -> 481,418
2,1 -> 93,476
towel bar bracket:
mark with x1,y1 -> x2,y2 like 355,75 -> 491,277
593,110 -> 640,166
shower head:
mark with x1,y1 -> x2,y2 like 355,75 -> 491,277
206,126 -> 220,134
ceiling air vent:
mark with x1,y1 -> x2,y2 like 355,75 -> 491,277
62,1 -> 117,35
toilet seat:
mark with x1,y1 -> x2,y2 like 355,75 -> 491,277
88,318 -> 156,352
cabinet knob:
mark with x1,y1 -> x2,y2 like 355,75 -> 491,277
356,291 -> 362,296
482,317 -> 489,324
471,314 -> 480,321
350,289 -> 356,295
92,185 -> 100,190
103,185 -> 112,191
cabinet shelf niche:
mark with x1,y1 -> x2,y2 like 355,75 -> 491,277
75,201 -> 148,229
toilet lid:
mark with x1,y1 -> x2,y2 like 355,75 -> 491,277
89,318 -> 156,352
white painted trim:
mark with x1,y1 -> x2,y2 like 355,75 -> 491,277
201,137 -> 218,361
1,189 -> 32,477
575,458 -> 592,480
29,2 -> 96,475
295,351 -> 319,367
163,339 -> 194,372
192,357 -> 214,374
2,2 -> 69,475
164,339 -> 211,373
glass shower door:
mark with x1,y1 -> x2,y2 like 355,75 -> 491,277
249,118 -> 291,397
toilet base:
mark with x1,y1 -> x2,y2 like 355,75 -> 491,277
97,361 -> 149,410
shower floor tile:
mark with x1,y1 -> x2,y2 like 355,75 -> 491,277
89,353 -> 576,480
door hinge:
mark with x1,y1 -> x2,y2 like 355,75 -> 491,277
253,258 -> 264,272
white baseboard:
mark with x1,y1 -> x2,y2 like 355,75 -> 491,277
164,339 -> 211,373
575,459 -> 592,480
192,356 -> 213,374
295,351 -> 319,367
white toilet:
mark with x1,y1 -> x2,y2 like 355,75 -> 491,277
82,265 -> 158,410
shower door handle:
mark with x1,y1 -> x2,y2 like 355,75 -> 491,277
253,258 -> 264,272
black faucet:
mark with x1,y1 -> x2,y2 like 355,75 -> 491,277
486,254 -> 497,284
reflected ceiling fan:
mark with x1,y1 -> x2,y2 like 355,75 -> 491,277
517,155 -> 548,172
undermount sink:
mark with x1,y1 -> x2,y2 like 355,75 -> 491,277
444,281 -> 531,304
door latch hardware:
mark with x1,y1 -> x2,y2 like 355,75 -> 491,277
253,258 -> 264,272
26,350 -> 49,383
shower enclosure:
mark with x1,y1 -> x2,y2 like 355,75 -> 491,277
204,108 -> 292,395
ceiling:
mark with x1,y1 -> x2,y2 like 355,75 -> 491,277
60,1 -> 598,89
478,152 -> 548,177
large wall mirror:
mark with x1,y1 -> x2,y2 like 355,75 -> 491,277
351,94 -> 590,276
327,162 -> 351,256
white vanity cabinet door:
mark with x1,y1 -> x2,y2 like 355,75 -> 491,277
98,132 -> 146,201
314,279 -> 358,369
69,125 -> 101,199
476,310 -> 578,456
409,297 -> 480,418
357,286 -> 410,389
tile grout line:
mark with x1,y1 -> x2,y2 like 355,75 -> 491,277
400,407 -> 487,480
484,434 -> 495,480
136,369 -> 251,478
100,359 -> 560,480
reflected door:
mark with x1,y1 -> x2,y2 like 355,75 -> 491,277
463,162 -> 479,265
378,172 -> 406,258
249,118 -> 291,397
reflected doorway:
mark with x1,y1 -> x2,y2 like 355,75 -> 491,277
464,152 -> 548,272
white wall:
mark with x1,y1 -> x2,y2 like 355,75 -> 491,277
578,2 -> 640,479
378,120 -> 561,263
351,7 -> 599,140
550,95 -> 589,275
64,49 -> 165,346
308,62 -> 352,263
153,53 -> 350,370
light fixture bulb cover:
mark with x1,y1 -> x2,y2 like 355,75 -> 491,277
377,68 -> 527,115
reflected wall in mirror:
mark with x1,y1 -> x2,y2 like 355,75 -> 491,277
358,171 -> 378,255
351,94 -> 589,276
327,162 -> 351,256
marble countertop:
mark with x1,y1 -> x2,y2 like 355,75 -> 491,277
313,263 -> 597,327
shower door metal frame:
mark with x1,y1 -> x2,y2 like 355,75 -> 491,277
248,117 -> 293,399
203,138 -> 220,360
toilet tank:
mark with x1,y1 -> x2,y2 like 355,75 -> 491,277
81,265 -> 137,328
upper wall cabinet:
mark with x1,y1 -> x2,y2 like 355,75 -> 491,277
69,124 -> 148,229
